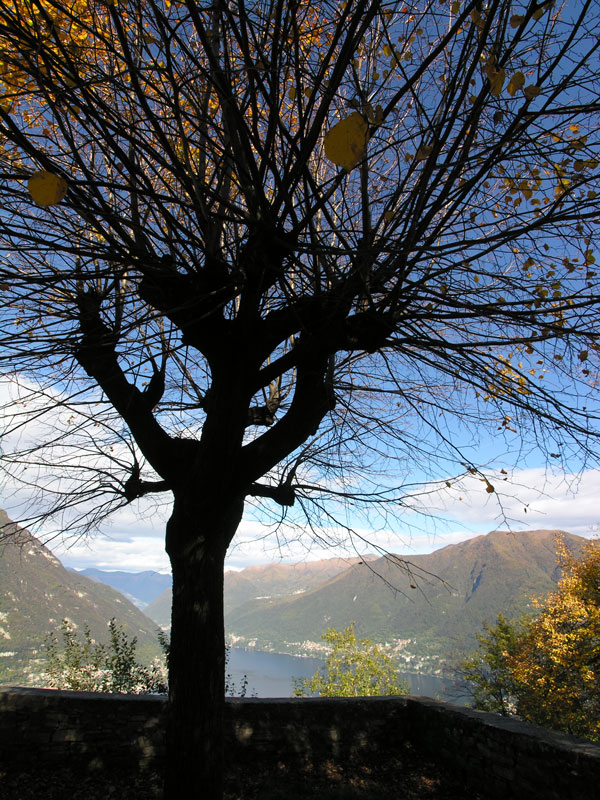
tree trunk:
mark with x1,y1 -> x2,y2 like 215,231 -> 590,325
163,492 -> 244,800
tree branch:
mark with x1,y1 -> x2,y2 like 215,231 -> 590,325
75,289 -> 194,483
239,354 -> 335,485
247,482 -> 295,507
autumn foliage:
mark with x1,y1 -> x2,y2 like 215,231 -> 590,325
457,537 -> 600,742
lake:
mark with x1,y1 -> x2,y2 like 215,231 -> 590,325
226,647 -> 466,704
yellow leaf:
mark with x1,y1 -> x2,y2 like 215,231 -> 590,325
491,68 -> 505,97
532,7 -> 544,20
470,9 -> 485,29
323,112 -> 368,171
518,180 -> 533,199
451,1 -> 460,13
510,14 -> 524,28
288,86 -> 296,100
507,71 -> 525,97
415,144 -> 433,161
484,61 -> 505,96
485,481 -> 495,493
523,84 -> 541,99
27,170 -> 67,207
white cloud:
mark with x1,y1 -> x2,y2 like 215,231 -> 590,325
223,522 -> 410,569
411,466 -> 600,538
3,376 -> 599,573
40,498 -> 169,573
43,466 -> 600,573
61,535 -> 170,573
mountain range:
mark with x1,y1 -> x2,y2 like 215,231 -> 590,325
143,528 -> 586,671
145,555 -> 375,628
0,510 -> 163,685
0,507 -> 589,682
73,567 -> 172,609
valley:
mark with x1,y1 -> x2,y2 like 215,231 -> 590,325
0,510 -> 163,685
0,507 -> 587,685
146,528 -> 585,674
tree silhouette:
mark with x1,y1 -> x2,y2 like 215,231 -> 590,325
1,0 -> 599,797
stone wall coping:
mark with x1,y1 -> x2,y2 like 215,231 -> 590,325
402,694 -> 600,756
0,685 -> 167,704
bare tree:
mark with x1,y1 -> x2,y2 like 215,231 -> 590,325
1,0 -> 599,797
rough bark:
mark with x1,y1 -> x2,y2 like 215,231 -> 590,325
164,492 -> 244,800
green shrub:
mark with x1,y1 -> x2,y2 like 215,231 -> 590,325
294,623 -> 409,697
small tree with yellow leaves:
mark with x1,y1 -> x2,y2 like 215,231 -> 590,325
509,538 -> 600,740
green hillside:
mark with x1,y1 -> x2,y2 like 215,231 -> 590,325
145,529 -> 585,673
225,530 -> 586,669
144,555 -> 373,630
0,510 -> 163,685
144,590 -> 170,628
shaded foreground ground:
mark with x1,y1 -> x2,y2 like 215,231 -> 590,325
0,742 -> 480,799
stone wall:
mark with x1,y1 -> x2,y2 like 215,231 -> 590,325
1,687 -> 599,799
405,695 -> 600,799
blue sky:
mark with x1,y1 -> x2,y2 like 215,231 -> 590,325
1,0 -> 599,578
